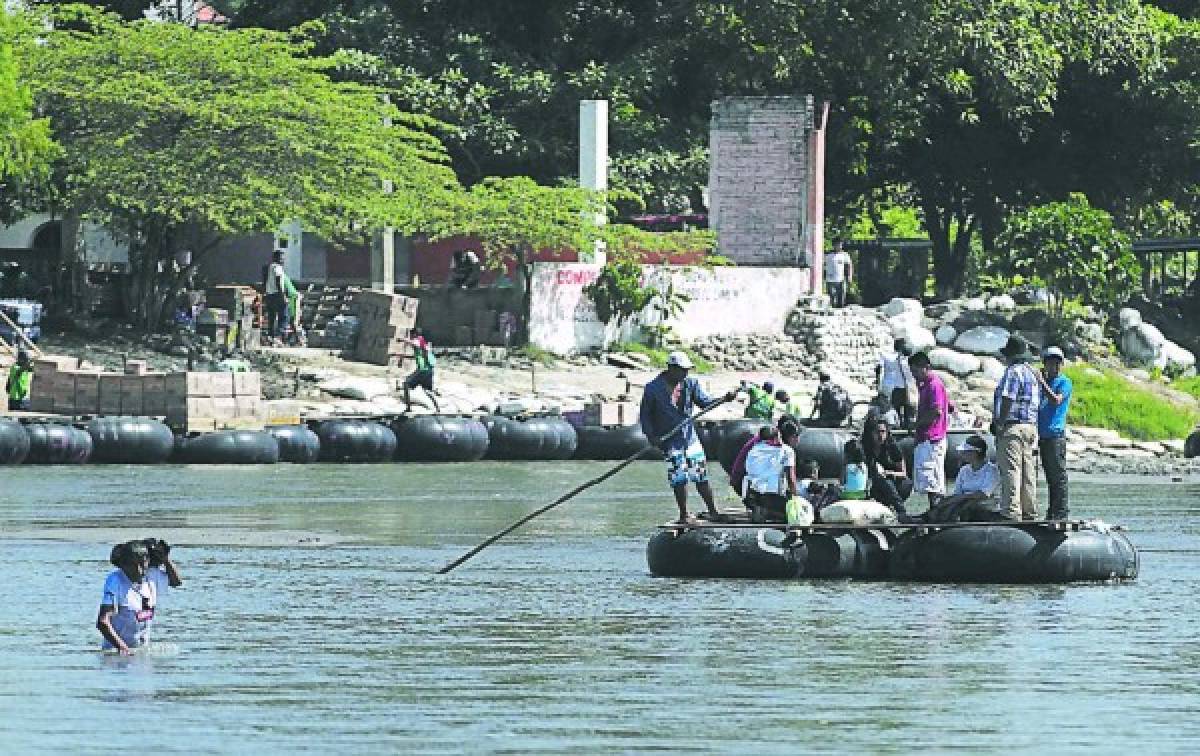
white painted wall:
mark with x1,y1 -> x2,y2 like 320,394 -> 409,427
0,213 -> 53,249
529,262 -> 813,355
0,213 -> 129,264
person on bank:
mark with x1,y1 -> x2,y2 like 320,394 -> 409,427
774,389 -> 805,426
862,417 -> 914,519
639,350 -> 737,523
1036,346 -> 1072,520
403,327 -> 440,412
909,351 -> 949,508
811,371 -> 852,428
824,239 -> 853,308
6,347 -> 33,411
742,422 -> 801,522
97,541 -> 156,655
926,435 -> 999,522
743,380 -> 776,419
262,250 -> 289,346
875,339 -> 914,428
991,336 -> 1042,521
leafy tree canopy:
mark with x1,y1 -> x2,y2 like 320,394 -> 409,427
0,10 -> 57,204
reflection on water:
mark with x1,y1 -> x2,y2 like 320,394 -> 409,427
1,463 -> 1199,752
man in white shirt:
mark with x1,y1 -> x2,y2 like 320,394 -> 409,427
742,423 -> 800,521
823,240 -> 853,308
875,339 -> 915,428
263,250 -> 289,345
97,541 -> 157,655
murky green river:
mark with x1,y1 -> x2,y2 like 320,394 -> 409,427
1,462 -> 1199,753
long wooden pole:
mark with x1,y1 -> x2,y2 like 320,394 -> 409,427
0,308 -> 44,357
437,393 -> 735,574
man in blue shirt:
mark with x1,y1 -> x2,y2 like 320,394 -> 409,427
640,351 -> 736,523
1036,346 -> 1072,520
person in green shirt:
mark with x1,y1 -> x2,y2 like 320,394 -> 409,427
403,328 -> 440,412
743,381 -> 776,419
775,389 -> 806,424
281,273 -> 305,346
6,348 -> 33,411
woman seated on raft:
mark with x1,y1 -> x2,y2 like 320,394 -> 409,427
741,423 -> 802,522
861,418 -> 916,521
923,434 -> 1001,523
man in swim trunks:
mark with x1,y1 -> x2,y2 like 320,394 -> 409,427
639,351 -> 736,523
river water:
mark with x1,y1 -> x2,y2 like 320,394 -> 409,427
1,462 -> 1198,753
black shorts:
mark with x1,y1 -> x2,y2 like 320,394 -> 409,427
404,369 -> 434,391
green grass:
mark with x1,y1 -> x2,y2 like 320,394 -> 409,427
1172,375 -> 1200,402
1065,364 -> 1200,441
612,342 -> 713,374
517,344 -> 557,366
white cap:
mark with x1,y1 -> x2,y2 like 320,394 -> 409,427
666,350 -> 694,369
1043,346 -> 1065,361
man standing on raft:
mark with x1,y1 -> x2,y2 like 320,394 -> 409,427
640,351 -> 737,524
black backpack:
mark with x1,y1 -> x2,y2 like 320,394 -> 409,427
820,384 -> 851,420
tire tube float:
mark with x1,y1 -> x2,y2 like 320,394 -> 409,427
392,415 -> 489,462
888,524 -> 1139,583
315,420 -> 397,463
24,423 -> 93,465
175,430 -> 281,465
485,416 -> 575,460
716,419 -> 763,474
0,418 -> 30,465
647,527 -> 802,578
268,425 -> 321,464
792,429 -> 856,479
898,430 -> 996,481
697,420 -> 722,461
87,417 -> 175,464
796,530 -> 892,578
574,424 -> 656,460
533,416 -> 578,460
1186,430 -> 1200,459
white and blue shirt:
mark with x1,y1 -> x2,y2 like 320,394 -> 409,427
100,569 -> 157,650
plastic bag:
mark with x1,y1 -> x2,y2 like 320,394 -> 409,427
786,496 -> 814,526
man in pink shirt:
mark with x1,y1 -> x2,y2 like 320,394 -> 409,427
908,351 -> 949,509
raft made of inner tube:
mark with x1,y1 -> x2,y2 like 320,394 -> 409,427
87,417 -> 175,464
174,430 -> 281,465
647,527 -> 802,578
268,425 -> 321,464
0,418 -> 30,465
315,420 -> 397,463
393,415 -> 489,462
574,424 -> 656,460
484,416 -> 578,460
888,523 -> 1139,583
24,423 -> 93,465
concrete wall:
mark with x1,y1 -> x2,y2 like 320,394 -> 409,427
0,214 -> 128,265
529,262 -> 813,355
396,285 -> 523,347
708,97 -> 815,267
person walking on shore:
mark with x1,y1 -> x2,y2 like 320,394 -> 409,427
639,351 -> 736,523
909,351 -> 949,508
262,250 -> 289,345
5,347 -> 33,411
875,339 -> 914,428
1036,346 -> 1072,520
403,328 -> 440,412
743,380 -> 776,419
991,336 -> 1042,521
824,240 -> 853,308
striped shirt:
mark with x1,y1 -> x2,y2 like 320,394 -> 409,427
993,362 -> 1041,425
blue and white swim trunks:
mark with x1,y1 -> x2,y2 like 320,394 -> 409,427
666,440 -> 708,488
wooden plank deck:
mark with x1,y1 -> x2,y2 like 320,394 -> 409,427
657,519 -> 1118,534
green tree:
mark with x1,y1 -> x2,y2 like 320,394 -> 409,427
998,193 -> 1138,317
21,6 -> 458,329
0,9 -> 57,204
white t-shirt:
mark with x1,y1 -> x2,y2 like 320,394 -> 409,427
954,461 -> 999,496
824,251 -> 851,283
100,569 -> 157,650
744,441 -> 796,495
264,261 -> 285,295
878,351 -> 913,393
146,566 -> 170,604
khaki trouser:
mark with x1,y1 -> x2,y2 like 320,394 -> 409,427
997,423 -> 1039,520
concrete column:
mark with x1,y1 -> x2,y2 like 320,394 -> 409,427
579,99 -> 608,265
372,96 -> 396,292
807,101 -> 830,294
276,219 -> 304,282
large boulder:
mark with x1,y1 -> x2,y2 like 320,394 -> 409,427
955,325 -> 1011,356
935,324 -> 958,346
963,298 -> 987,312
1012,287 -> 1051,306
892,321 -> 936,353
1120,322 -> 1167,368
1163,341 -> 1197,377
979,356 -> 1006,381
1118,308 -> 1142,331
1074,321 -> 1105,345
882,297 -> 924,320
1011,308 -> 1052,331
987,294 -> 1017,312
929,347 -> 982,377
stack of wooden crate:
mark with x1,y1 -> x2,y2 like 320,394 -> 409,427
165,371 -> 264,433
354,290 -> 419,366
36,358 -> 170,418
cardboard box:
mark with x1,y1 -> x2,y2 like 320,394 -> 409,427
99,374 -> 124,414
232,372 -> 261,397
142,374 -> 167,416
263,399 -> 302,426
73,372 -> 102,415
30,394 -> 54,413
166,371 -> 235,399
124,359 -> 148,376
46,372 -> 74,415
120,375 -> 144,415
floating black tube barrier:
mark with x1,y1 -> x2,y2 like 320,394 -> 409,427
87,417 -> 175,464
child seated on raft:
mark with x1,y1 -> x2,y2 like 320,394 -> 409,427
840,439 -> 869,500
742,423 -> 801,522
